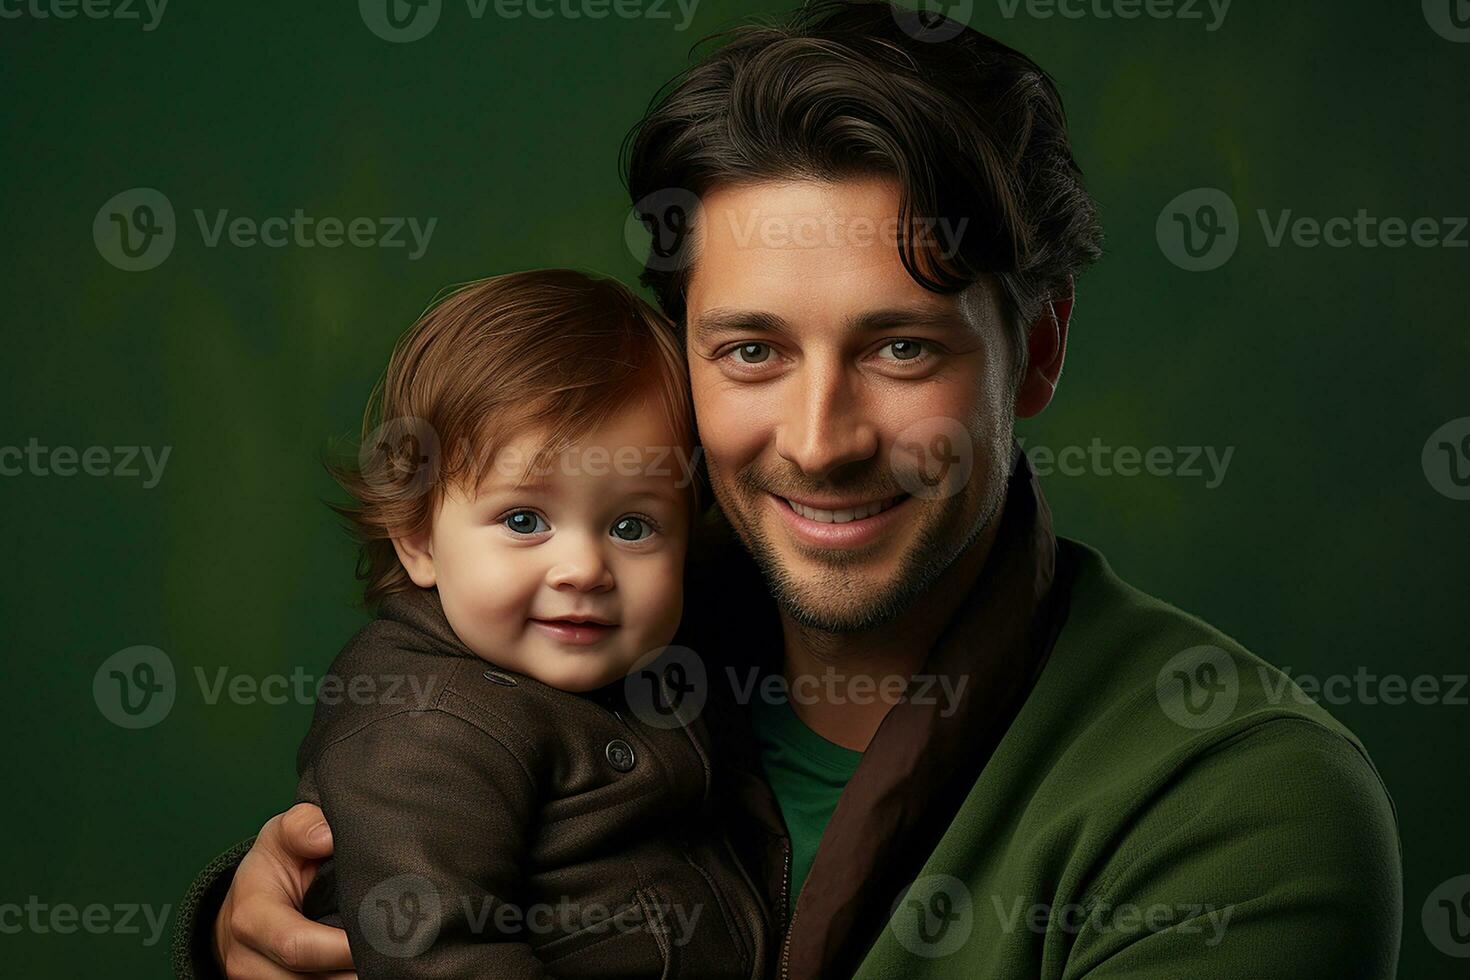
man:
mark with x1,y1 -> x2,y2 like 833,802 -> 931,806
176,3 -> 1402,977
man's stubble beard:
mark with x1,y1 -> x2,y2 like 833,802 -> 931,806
704,443 -> 1010,636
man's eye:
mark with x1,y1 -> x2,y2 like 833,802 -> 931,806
611,516 -> 657,542
878,339 -> 927,362
727,342 -> 772,365
503,510 -> 549,535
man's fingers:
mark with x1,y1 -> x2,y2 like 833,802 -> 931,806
251,914 -> 354,973
221,951 -> 355,980
276,802 -> 334,861
222,951 -> 321,980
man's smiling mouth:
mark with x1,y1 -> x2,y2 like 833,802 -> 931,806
777,493 -> 910,524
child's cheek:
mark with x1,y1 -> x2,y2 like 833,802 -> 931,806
442,541 -> 543,661
627,555 -> 686,655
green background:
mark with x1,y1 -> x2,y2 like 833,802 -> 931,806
2,1 -> 1466,975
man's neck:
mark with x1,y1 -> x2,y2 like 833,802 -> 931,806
778,517 -> 999,751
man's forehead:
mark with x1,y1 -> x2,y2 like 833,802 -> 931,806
683,175 -> 991,328
691,184 -> 913,276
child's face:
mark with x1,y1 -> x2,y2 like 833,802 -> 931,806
394,396 -> 692,693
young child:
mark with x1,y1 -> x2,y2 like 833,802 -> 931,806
298,269 -> 771,978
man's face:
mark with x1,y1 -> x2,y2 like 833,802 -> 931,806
684,176 -> 1021,634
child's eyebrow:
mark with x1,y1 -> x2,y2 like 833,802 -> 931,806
475,477 -> 556,498
476,482 -> 678,504
624,488 -> 680,505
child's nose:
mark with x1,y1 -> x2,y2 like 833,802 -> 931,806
545,537 -> 615,593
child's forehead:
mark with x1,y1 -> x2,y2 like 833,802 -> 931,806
457,393 -> 693,499
471,427 -> 691,501
502,398 -> 685,460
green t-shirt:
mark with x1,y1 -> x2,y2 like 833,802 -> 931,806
750,695 -> 863,904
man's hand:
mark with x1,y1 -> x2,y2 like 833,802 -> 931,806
213,803 -> 356,979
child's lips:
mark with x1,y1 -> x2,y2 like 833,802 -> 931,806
528,618 -> 619,645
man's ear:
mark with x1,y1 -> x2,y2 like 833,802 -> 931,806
1014,278 -> 1074,419
392,530 -> 436,588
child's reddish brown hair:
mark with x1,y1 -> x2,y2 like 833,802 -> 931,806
329,268 -> 701,605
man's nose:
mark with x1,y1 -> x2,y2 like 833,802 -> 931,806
545,531 -> 615,593
774,360 -> 879,478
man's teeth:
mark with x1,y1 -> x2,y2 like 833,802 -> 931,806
786,496 -> 901,524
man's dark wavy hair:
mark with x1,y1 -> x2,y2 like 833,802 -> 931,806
622,0 -> 1103,365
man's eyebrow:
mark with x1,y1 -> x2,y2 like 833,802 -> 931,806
689,309 -> 793,343
850,307 -> 975,334
690,306 -> 972,343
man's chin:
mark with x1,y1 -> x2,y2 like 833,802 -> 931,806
776,586 -> 906,634
733,492 -> 993,635
749,534 -> 921,633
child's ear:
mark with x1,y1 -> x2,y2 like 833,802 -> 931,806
392,530 -> 436,588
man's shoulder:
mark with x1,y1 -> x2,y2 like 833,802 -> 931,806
1049,537 -> 1370,749
898,540 -> 1402,978
989,537 -> 1396,840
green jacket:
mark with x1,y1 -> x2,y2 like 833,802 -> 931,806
851,538 -> 1401,978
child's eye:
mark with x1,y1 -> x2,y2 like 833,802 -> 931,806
610,515 -> 657,542
502,510 -> 549,535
